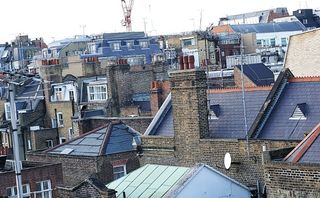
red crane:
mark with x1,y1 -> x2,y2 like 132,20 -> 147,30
121,0 -> 134,32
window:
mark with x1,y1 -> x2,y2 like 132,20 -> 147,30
111,42 -> 121,51
46,140 -> 53,148
7,184 -> 30,198
127,41 -> 134,50
303,19 -> 308,24
113,165 -> 126,180
256,39 -> 262,46
270,38 -> 276,47
281,38 -> 287,47
139,41 -> 149,48
51,118 -> 57,128
69,90 -> 74,100
57,112 -> 64,127
209,104 -> 220,120
59,137 -> 66,144
182,38 -> 195,47
27,139 -> 32,150
5,102 -> 11,120
290,103 -> 307,120
88,85 -> 107,101
35,180 -> 52,198
54,87 -> 63,101
68,128 -> 74,140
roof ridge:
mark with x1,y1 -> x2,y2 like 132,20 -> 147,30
208,86 -> 272,93
288,76 -> 320,82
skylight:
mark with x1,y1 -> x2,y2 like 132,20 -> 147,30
60,148 -> 74,155
209,104 -> 220,120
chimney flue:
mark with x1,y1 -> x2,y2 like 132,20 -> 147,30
188,55 -> 195,69
179,56 -> 184,70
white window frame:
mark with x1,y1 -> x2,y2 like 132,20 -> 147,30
57,112 -> 64,127
111,42 -> 121,51
68,128 -> 74,140
87,84 -> 107,101
59,137 -> 66,144
27,139 -> 32,150
4,102 -> 11,120
126,40 -> 134,50
7,184 -> 30,198
34,180 -> 52,198
46,140 -> 53,148
113,164 -> 127,180
54,87 -> 63,101
51,118 -> 57,128
281,38 -> 287,47
139,40 -> 149,49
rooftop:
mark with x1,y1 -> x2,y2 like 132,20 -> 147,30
48,121 -> 141,156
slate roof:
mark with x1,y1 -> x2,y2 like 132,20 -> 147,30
18,80 -> 43,98
284,123 -> 320,164
208,89 -> 270,139
235,63 -> 274,86
231,21 -> 306,33
256,79 -> 320,140
81,109 -> 105,118
103,32 -> 146,41
147,88 -> 271,139
48,121 -> 141,156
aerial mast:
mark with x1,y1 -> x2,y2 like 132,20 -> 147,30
121,0 -> 134,32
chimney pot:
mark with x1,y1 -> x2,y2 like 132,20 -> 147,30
184,56 -> 189,69
179,56 -> 184,70
188,55 -> 195,69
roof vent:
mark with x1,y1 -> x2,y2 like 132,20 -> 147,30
60,148 -> 74,155
290,103 -> 307,120
209,104 -> 220,120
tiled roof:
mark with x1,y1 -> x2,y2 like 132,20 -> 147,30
256,80 -> 320,140
103,32 -> 146,41
285,123 -> 320,164
231,21 -> 306,33
147,88 -> 271,139
235,63 -> 274,86
208,88 -> 270,139
48,121 -> 140,156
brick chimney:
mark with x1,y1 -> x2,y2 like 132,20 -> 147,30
105,59 -> 133,116
170,55 -> 209,165
150,80 -> 171,116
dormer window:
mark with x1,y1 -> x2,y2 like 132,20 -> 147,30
111,42 -> 121,51
209,104 -> 220,120
289,103 -> 307,120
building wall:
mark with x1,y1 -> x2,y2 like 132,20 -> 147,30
63,55 -> 83,77
45,101 -> 74,141
264,162 -> 320,198
27,151 -> 140,187
0,161 -> 63,198
140,68 -> 300,188
29,128 -> 58,151
284,29 -> 320,77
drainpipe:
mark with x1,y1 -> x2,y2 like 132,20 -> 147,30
54,108 -> 59,144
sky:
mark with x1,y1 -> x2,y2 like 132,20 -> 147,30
1,0 -> 319,44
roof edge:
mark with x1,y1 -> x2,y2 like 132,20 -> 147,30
288,76 -> 320,83
208,86 -> 272,94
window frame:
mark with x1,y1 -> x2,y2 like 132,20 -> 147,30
111,42 -> 121,51
34,180 -> 52,198
4,102 -> 11,120
139,40 -> 150,49
57,112 -> 64,127
113,164 -> 127,180
46,140 -> 54,148
6,184 -> 30,198
87,84 -> 107,102
281,38 -> 287,47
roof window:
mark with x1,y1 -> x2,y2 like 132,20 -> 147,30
209,104 -> 220,120
289,103 -> 307,120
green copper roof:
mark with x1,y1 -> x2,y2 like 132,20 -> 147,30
106,164 -> 190,198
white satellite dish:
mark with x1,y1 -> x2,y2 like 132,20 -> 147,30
224,152 -> 232,170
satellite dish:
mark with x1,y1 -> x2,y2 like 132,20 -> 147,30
224,152 -> 232,170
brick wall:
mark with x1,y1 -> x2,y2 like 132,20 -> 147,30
264,161 -> 320,197
141,137 -> 299,187
45,101 -> 74,140
0,161 -> 63,198
74,117 -> 152,135
27,151 -> 140,188
29,128 -> 58,151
